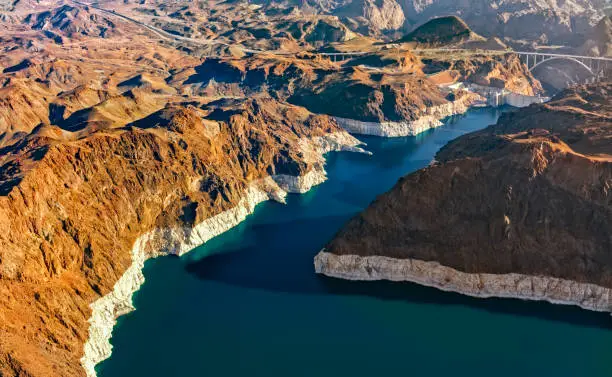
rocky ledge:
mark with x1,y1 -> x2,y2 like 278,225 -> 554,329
315,253 -> 612,312
316,82 -> 612,313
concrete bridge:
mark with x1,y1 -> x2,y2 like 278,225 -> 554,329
412,48 -> 612,79
317,52 -> 370,62
516,51 -> 611,77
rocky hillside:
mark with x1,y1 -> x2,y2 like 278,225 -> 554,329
317,82 -> 612,311
282,0 -> 608,45
0,3 -> 370,375
0,95 -> 364,377
334,0 -> 405,33
281,0 -> 607,44
119,0 -> 607,44
396,16 -> 484,47
23,4 -> 122,38
398,0 -> 606,46
423,52 -> 544,96
0,0 -> 555,375
174,53 -> 463,125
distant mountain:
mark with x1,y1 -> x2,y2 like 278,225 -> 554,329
397,0 -> 606,45
270,0 -> 608,45
93,0 -> 608,44
396,15 -> 484,47
334,0 -> 405,31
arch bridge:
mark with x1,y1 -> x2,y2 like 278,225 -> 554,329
320,49 -> 612,79
412,48 -> 612,80
519,52 -> 611,77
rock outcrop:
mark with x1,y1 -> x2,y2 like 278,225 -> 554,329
460,55 -> 544,96
316,82 -> 612,312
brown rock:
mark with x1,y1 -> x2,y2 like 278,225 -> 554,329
323,82 -> 612,299
0,96 -> 347,377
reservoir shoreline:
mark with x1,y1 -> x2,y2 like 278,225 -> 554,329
81,132 -> 368,377
96,107 -> 612,377
314,252 -> 612,314
334,86 -> 546,138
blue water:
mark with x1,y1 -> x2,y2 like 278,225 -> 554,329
98,108 -> 612,377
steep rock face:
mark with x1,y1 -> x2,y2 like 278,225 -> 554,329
332,89 -> 480,136
531,59 -> 599,93
0,97 -> 362,377
303,17 -> 359,44
361,0 -> 405,30
453,54 -> 544,96
317,82 -> 612,311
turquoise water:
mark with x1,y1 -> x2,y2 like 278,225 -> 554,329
98,108 -> 612,377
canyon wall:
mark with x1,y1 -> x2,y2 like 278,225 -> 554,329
334,91 -> 480,136
317,82 -> 612,312
0,98 -> 365,377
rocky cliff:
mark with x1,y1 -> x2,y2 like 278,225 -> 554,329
184,49 -> 543,137
180,54 -> 485,136
316,82 -> 612,312
335,0 -> 405,32
332,90 -> 480,136
0,97 -> 365,377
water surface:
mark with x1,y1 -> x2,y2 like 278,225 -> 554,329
98,108 -> 612,377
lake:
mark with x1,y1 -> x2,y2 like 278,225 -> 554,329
98,108 -> 612,377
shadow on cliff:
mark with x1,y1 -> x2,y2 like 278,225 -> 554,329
183,214 -> 612,331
